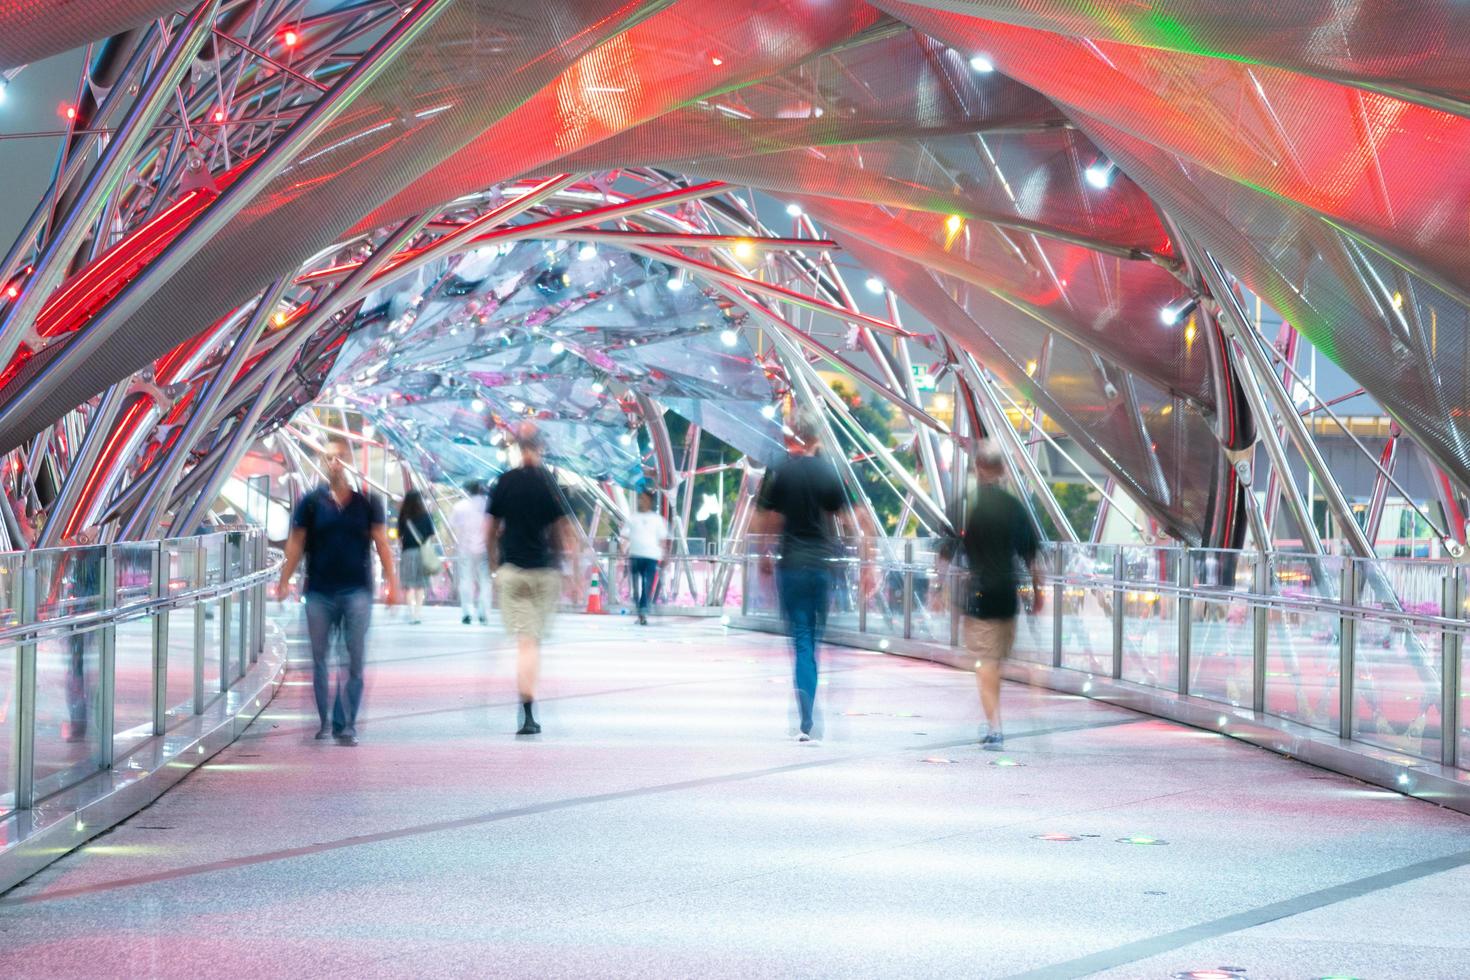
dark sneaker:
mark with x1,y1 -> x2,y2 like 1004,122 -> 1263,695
516,720 -> 542,736
314,727 -> 332,740
980,731 -> 1005,750
461,614 -> 472,625
478,616 -> 489,625
336,734 -> 360,747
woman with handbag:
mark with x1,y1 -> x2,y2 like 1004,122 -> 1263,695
397,489 -> 440,624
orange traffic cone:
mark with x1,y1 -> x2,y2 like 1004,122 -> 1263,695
585,569 -> 605,614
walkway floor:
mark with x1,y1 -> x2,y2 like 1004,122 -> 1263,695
3,609 -> 1469,979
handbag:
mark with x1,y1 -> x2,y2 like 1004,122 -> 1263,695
407,520 -> 443,575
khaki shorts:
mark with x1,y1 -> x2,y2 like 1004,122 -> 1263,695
497,565 -> 561,638
962,616 -> 1017,666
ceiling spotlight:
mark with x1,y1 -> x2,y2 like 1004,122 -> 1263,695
282,29 -> 300,47
733,240 -> 755,260
550,340 -> 565,354
470,399 -> 485,413
864,276 -> 885,295
578,244 -> 598,261
720,329 -> 739,347
968,54 -> 995,73
760,404 -> 777,420
785,203 -> 802,218
591,381 -> 605,394
1160,296 -> 1199,326
619,432 -> 633,446
1084,159 -> 1117,189
667,274 -> 686,292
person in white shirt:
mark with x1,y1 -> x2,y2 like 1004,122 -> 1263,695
449,479 -> 491,625
621,491 -> 670,625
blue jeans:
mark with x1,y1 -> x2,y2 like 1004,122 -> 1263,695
777,565 -> 830,735
630,557 -> 659,615
305,589 -> 372,735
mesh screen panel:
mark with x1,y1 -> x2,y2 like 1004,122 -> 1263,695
877,0 -> 1470,109
0,0 -> 181,70
796,197 -> 1206,405
352,0 -> 881,231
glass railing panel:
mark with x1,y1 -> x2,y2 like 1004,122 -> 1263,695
0,552 -> 21,814
201,599 -> 222,701
1187,549 -> 1257,708
1266,554 -> 1342,733
908,565 -> 949,643
863,539 -> 908,639
1352,557 -> 1446,761
30,546 -> 107,798
1011,544 -> 1054,665
163,542 -> 199,724
113,544 -> 157,745
1118,547 -> 1178,691
1460,565 -> 1470,771
1058,544 -> 1116,674
826,558 -> 861,634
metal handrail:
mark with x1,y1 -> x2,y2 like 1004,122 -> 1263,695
5,563 -> 279,645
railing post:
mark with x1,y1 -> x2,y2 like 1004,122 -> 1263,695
1339,560 -> 1357,741
219,596 -> 232,690
1052,546 -> 1064,668
97,546 -> 118,769
1253,552 -> 1269,715
949,567 -> 960,648
251,532 -> 264,663
1442,571 -> 1462,769
740,551 -> 750,618
13,559 -> 38,808
1176,549 -> 1192,696
193,539 -> 206,714
902,541 -> 914,640
151,542 -> 168,735
1111,549 -> 1124,680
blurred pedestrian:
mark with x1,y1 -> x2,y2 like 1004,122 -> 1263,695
398,489 -> 437,624
276,436 -> 400,746
621,489 -> 669,625
487,422 -> 575,735
960,440 -> 1042,750
753,411 -> 859,743
450,479 -> 492,625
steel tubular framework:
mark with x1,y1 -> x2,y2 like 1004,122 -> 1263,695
0,0 -> 1463,609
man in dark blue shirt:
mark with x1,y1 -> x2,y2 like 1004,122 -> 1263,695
277,435 -> 400,745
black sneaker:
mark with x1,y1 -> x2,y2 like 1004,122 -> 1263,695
980,731 -> 1004,750
336,734 -> 360,747
314,727 -> 332,740
516,720 -> 541,735
637,613 -> 648,625
461,614 -> 472,625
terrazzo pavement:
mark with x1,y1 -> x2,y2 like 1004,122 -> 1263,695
1,607 -> 1468,979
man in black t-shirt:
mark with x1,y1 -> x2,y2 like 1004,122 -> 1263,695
276,436 -> 401,746
487,421 -> 574,735
753,411 -> 859,742
960,441 -> 1043,750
